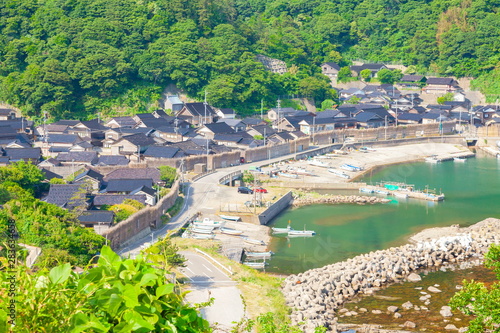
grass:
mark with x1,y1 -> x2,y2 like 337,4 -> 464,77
162,196 -> 184,224
171,237 -> 292,328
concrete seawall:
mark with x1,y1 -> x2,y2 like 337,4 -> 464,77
258,191 -> 293,225
281,218 -> 500,332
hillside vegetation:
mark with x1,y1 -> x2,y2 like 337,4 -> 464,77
1,0 -> 499,119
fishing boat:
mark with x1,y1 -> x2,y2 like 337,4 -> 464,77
393,192 -> 408,199
190,223 -> 216,230
243,261 -> 268,269
334,150 -> 348,155
328,168 -> 350,179
425,156 -> 440,163
191,233 -> 216,240
219,214 -> 241,221
315,155 -> 332,159
424,193 -> 445,201
453,157 -> 466,162
288,225 -> 316,236
272,225 -> 293,234
374,189 -> 389,195
193,219 -> 225,227
340,163 -> 362,172
307,159 -> 329,168
220,227 -> 243,236
278,172 -> 299,179
242,237 -> 266,246
245,251 -> 274,258
325,153 -> 339,157
359,187 -> 374,194
190,227 -> 215,234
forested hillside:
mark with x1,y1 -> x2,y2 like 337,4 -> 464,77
1,0 -> 499,120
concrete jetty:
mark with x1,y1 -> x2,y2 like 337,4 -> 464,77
281,218 -> 500,332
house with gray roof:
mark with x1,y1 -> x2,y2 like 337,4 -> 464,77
43,184 -> 90,209
176,102 -> 217,126
92,194 -> 147,207
130,186 -> 157,205
143,146 -> 183,160
74,168 -> 104,191
423,77 -> 460,94
105,116 -> 137,129
196,122 -> 235,139
104,167 -> 161,183
355,112 -> 385,128
163,95 -> 184,112
96,155 -> 129,166
4,148 -> 42,164
77,210 -> 114,228
103,179 -> 154,194
109,133 -> 158,156
216,108 -> 236,119
56,151 -> 98,166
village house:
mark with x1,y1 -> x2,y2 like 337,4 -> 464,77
3,147 -> 42,164
321,62 -> 341,81
397,75 -> 426,88
216,108 -> 236,119
163,95 -> 184,112
0,108 -> 17,120
43,184 -> 90,209
56,151 -> 99,166
423,77 -> 461,94
196,122 -> 235,139
354,112 -> 385,128
104,116 -> 137,129
109,132 -> 158,156
142,146 -> 184,160
73,168 -> 104,191
350,63 -> 387,78
176,102 -> 217,126
92,194 -> 147,208
77,210 -> 114,229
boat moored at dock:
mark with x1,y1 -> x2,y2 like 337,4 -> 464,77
242,237 -> 266,246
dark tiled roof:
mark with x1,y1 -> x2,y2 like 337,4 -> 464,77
219,108 -> 235,115
93,194 -> 146,206
143,146 -> 180,158
0,108 -> 15,116
96,155 -> 129,166
4,148 -> 41,159
74,168 -> 104,182
104,168 -> 161,183
134,113 -> 156,120
217,119 -> 244,127
213,134 -> 244,143
39,158 -> 62,167
397,113 -> 423,121
0,118 -> 33,131
49,146 -> 71,153
48,134 -> 80,144
202,122 -> 235,134
40,168 -> 63,180
401,75 -> 425,82
248,125 -> 276,136
105,179 -> 153,192
52,120 -> 80,126
322,62 -> 341,70
56,152 -> 98,164
78,211 -> 114,224
154,126 -> 190,135
184,102 -> 216,117
131,186 -> 156,196
117,133 -> 156,147
355,112 -> 383,122
43,184 -> 87,207
241,118 -> 266,126
426,77 -> 456,85
106,116 -> 137,127
139,118 -> 172,128
0,126 -> 18,138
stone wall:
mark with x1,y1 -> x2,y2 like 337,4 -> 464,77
258,191 -> 293,225
101,180 -> 180,250
243,137 -> 310,163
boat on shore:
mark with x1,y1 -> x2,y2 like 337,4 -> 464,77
194,218 -> 226,226
393,192 -> 409,199
307,159 -> 329,168
243,261 -> 268,269
425,156 -> 440,163
334,149 -> 348,155
340,164 -> 363,172
242,237 -> 266,246
190,227 -> 215,234
191,233 -> 216,240
220,227 -> 243,236
359,187 -> 374,194
453,157 -> 466,162
191,223 -> 217,230
328,168 -> 350,179
219,214 -> 241,221
245,251 -> 274,258
374,189 -> 389,195
278,172 -> 299,179
272,225 -> 293,234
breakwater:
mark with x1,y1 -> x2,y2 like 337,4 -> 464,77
292,194 -> 390,207
281,218 -> 500,332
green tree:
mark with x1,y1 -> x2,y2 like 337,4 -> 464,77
158,166 -> 177,187
0,245 -> 210,332
437,92 -> 455,104
377,68 -> 403,84
450,244 -> 500,332
0,161 -> 44,191
360,69 -> 372,82
320,99 -> 335,111
337,66 -> 353,83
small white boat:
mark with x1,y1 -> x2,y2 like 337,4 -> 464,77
243,262 -> 268,269
393,192 -> 408,199
328,168 -> 350,179
359,187 -> 374,194
307,159 -> 329,168
220,227 -> 243,236
191,233 -> 216,240
190,227 -> 214,234
374,189 -> 389,195
325,153 -> 339,157
190,223 -> 216,230
194,218 -> 226,226
453,157 -> 466,162
272,225 -> 293,234
242,237 -> 266,246
278,172 -> 298,179
288,229 -> 316,236
425,156 -> 440,163
245,251 -> 273,258
340,164 -> 362,172
334,150 -> 348,155
219,215 -> 241,221
315,155 -> 332,159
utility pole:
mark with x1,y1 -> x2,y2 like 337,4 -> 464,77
277,99 -> 281,132
312,115 -> 316,144
261,99 -> 264,119
204,90 -> 207,126
137,145 -> 141,162
384,115 -> 387,140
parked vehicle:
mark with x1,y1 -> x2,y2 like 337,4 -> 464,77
238,186 -> 253,194
254,187 -> 268,193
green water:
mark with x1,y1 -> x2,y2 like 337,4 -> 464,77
267,154 -> 500,275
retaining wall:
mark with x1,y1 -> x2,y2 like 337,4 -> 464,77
101,180 -> 180,250
258,191 -> 294,225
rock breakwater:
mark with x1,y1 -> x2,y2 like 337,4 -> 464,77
292,194 -> 390,207
282,218 -> 500,332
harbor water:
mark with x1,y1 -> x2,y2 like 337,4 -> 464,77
267,153 -> 500,275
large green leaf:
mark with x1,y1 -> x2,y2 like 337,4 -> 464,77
98,245 -> 121,267
138,273 -> 158,287
156,283 -> 175,298
49,263 -> 71,285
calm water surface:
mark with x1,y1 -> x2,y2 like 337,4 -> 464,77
267,154 -> 500,275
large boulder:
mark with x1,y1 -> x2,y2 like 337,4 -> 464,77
407,272 -> 422,282
440,306 -> 453,317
